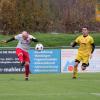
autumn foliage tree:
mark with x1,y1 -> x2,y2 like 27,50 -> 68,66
0,0 -> 99,34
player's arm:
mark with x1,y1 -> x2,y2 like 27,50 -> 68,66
89,43 -> 95,59
31,38 -> 39,42
90,37 -> 95,54
71,41 -> 78,47
71,36 -> 79,47
89,36 -> 95,59
6,37 -> 15,43
91,43 -> 95,54
30,35 -> 39,42
1,37 -> 15,43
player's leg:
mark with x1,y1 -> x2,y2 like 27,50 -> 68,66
23,51 -> 30,80
24,62 -> 30,80
72,59 -> 80,79
16,48 -> 25,66
81,56 -> 89,70
81,63 -> 89,70
72,53 -> 81,79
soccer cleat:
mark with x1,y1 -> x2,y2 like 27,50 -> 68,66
25,77 -> 29,81
72,76 -> 77,79
72,72 -> 77,79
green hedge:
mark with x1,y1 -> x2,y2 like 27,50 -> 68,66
0,33 -> 100,47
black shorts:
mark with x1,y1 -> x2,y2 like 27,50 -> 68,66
82,63 -> 89,67
75,59 -> 89,67
75,59 -> 80,63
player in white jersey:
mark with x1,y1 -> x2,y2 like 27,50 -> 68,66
3,31 -> 39,80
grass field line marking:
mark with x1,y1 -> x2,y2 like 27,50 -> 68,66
0,92 -> 99,96
0,93 -> 73,96
0,92 -> 90,96
90,93 -> 100,96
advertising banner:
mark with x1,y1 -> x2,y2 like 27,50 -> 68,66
0,49 -> 24,73
29,49 -> 61,74
61,49 -> 100,73
0,48 -> 100,74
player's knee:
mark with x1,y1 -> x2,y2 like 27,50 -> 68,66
81,63 -> 89,70
25,62 -> 29,66
82,63 -> 89,67
18,53 -> 23,57
74,62 -> 78,67
74,60 -> 80,67
74,61 -> 80,67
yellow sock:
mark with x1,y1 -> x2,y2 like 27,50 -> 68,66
73,67 -> 78,78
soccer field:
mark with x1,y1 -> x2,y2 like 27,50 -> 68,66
0,73 -> 100,100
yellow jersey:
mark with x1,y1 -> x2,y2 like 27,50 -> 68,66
75,35 -> 94,55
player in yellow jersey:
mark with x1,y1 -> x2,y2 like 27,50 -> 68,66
71,27 -> 95,79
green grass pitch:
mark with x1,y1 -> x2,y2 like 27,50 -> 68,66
0,73 -> 100,100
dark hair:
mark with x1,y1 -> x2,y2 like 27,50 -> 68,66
82,26 -> 89,30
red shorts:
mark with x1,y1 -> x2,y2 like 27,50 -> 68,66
16,48 -> 30,62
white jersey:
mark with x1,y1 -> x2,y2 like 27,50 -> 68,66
15,34 -> 36,52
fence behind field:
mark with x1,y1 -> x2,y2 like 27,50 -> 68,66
0,47 -> 100,73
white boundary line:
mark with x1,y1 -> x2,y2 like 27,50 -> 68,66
0,92 -> 99,96
0,93 -> 85,96
90,93 -> 100,96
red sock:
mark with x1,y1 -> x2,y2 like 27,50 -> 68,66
25,64 -> 30,78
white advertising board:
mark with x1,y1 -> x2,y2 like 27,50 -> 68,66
61,49 -> 100,73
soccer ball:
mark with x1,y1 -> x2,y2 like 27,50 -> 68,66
35,43 -> 44,51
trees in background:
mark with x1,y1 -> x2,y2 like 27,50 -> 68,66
0,0 -> 99,34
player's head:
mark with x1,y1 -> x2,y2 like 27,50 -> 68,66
22,31 -> 29,40
82,27 -> 89,37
